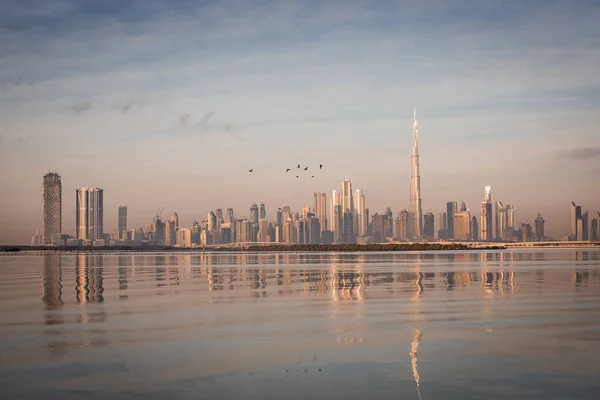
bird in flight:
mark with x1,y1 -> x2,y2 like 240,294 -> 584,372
319,164 -> 323,169
296,175 -> 299,178
304,167 -> 308,171
297,164 -> 300,169
286,168 -> 290,172
249,169 -> 253,172
311,175 -> 314,178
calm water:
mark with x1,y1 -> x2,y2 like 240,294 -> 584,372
1,250 -> 600,399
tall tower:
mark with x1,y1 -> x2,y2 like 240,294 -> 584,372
250,203 -> 259,224
409,107 -> 422,239
341,180 -> 353,212
354,189 -> 366,236
171,212 -> 179,229
118,206 -> 127,237
42,172 -> 62,245
76,187 -> 104,241
480,186 -> 492,241
313,192 -> 327,233
259,203 -> 266,220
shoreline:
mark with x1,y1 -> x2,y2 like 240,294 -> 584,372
1,242 -> 598,254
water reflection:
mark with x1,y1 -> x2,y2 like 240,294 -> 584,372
76,254 -> 104,303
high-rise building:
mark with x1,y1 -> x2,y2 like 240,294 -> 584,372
235,218 -> 252,242
582,211 -> 589,241
313,192 -> 327,233
535,213 -> 545,240
208,211 -> 217,232
343,211 -> 354,243
353,189 -> 366,236
480,186 -> 493,241
333,204 -> 343,243
171,212 -> 179,229
258,218 -> 270,242
570,202 -> 582,241
446,202 -> 457,239
372,213 -> 388,243
330,190 -> 341,233
495,201 -> 504,240
76,187 -> 104,241
259,203 -> 266,220
307,217 -> 321,244
42,172 -> 62,245
454,210 -> 471,241
396,209 -> 409,241
438,212 -> 447,240
409,107 -> 422,239
423,212 -> 434,240
118,206 -> 127,238
164,220 -> 175,246
591,215 -> 599,241
342,180 -> 353,212
506,205 -> 515,229
471,216 -> 479,241
250,203 -> 259,224
226,208 -> 235,223
520,223 -> 533,242
282,206 -> 291,223
216,208 -> 224,224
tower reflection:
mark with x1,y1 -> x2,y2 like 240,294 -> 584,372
42,254 -> 64,325
76,254 -> 104,303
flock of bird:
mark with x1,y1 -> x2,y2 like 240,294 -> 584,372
249,164 -> 323,178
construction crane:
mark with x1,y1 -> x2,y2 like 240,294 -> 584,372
155,207 -> 164,222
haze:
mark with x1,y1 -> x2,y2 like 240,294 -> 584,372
1,0 -> 599,245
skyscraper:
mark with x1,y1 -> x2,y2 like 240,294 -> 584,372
446,202 -> 457,239
470,216 -> 479,241
118,206 -> 127,238
535,213 -> 545,240
582,211 -> 589,241
171,212 -> 179,229
330,190 -> 341,232
250,203 -> 259,224
480,186 -> 492,241
258,218 -> 270,242
259,203 -> 266,220
354,189 -> 366,236
438,212 -> 447,240
591,215 -> 599,242
570,202 -> 582,240
409,107 -> 422,239
343,211 -> 354,243
396,209 -> 409,241
42,172 -> 62,245
372,213 -> 388,243
76,187 -> 104,241
313,192 -> 327,233
423,212 -> 434,240
495,201 -> 504,240
333,204 -> 343,244
342,180 -> 353,212
454,210 -> 471,241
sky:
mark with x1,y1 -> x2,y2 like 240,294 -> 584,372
0,0 -> 599,244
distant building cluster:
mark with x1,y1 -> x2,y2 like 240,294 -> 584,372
30,110 -> 599,247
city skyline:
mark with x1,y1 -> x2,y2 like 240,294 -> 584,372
1,1 -> 600,244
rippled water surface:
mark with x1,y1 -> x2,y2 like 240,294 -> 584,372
1,250 -> 600,399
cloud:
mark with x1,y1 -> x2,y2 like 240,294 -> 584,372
179,113 -> 191,127
71,99 -> 91,114
562,146 -> 600,160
